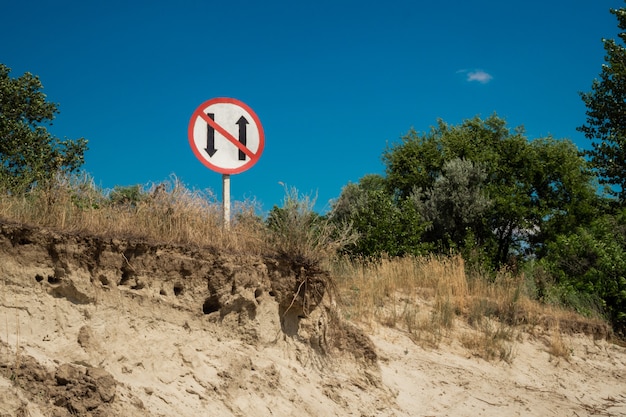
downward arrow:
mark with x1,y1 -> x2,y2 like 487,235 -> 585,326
205,113 -> 217,157
237,116 -> 248,161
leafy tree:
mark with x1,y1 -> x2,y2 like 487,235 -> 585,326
578,6 -> 626,202
382,115 -> 598,266
0,64 -> 87,193
331,174 -> 386,223
415,158 -> 491,248
331,174 -> 430,257
540,209 -> 626,335
526,137 -> 601,256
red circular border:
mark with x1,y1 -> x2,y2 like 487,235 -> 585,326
188,97 -> 265,174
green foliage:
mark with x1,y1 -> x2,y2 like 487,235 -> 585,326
382,114 -> 598,266
539,210 -> 626,334
0,64 -> 88,193
108,184 -> 146,207
526,137 -> 601,255
416,158 -> 491,247
63,173 -> 106,210
579,6 -> 626,202
330,175 -> 430,257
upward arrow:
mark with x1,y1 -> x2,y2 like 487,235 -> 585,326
236,116 -> 248,161
205,113 -> 217,157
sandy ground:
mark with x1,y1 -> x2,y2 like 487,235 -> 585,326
372,326 -> 626,416
0,224 -> 625,416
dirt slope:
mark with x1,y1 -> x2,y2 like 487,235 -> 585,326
0,222 -> 625,417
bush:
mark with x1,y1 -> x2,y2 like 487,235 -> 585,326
108,184 -> 146,207
330,177 -> 430,258
266,186 -> 356,266
539,210 -> 626,335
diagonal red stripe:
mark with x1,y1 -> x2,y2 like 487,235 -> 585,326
197,111 -> 255,158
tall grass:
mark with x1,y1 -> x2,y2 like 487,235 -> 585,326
266,185 -> 357,266
332,256 -> 467,325
331,255 -> 608,358
0,175 -> 354,262
331,256 -> 469,347
0,174 -> 265,253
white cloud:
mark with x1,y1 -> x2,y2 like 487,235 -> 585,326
466,70 -> 493,84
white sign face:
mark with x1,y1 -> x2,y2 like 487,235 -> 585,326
188,98 -> 264,174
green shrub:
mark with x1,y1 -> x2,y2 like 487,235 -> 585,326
108,184 -> 146,207
539,210 -> 626,335
330,177 -> 430,257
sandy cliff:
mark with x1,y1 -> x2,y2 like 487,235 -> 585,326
0,222 -> 625,417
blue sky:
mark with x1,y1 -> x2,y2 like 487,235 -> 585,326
2,0 -> 621,214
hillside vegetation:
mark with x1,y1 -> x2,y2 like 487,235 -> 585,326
0,176 -> 612,351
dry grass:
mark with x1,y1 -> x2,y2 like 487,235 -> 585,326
332,255 -> 468,325
331,255 -> 468,348
332,255 -> 608,360
0,176 -> 356,265
0,174 -> 266,254
266,185 -> 357,266
546,323 -> 571,360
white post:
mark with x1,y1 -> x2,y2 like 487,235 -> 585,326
222,174 -> 231,229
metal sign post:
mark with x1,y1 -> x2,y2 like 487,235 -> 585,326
188,98 -> 264,228
222,174 -> 231,229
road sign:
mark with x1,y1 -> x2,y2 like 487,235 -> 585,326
188,98 -> 264,174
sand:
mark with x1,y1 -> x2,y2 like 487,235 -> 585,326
0,223 -> 624,416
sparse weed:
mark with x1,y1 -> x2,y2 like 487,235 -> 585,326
461,320 -> 516,362
547,323 -> 571,360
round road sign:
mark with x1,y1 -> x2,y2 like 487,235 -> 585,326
188,98 -> 264,174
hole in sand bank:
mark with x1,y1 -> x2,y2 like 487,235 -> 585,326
254,288 -> 263,299
202,295 -> 222,315
173,283 -> 184,296
35,274 -> 44,283
119,269 -> 133,286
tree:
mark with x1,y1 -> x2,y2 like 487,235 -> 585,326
0,64 -> 87,193
330,174 -> 430,257
540,209 -> 626,335
579,6 -> 626,202
382,115 -> 598,266
416,158 -> 491,248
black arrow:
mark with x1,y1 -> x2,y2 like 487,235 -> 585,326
205,113 -> 217,157
236,116 -> 248,160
